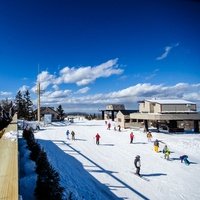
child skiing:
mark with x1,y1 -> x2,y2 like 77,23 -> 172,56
134,155 -> 141,176
130,132 -> 134,143
95,133 -> 101,145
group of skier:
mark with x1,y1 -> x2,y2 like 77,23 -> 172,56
66,130 -> 75,140
65,123 -> 191,179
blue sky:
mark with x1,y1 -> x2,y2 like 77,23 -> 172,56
0,0 -> 200,112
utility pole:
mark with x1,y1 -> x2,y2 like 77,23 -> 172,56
37,81 -> 41,122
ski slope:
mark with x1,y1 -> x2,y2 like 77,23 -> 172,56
32,118 -> 200,200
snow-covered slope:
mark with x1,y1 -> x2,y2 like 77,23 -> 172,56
32,119 -> 200,200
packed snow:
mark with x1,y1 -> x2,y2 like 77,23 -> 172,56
20,118 -> 200,200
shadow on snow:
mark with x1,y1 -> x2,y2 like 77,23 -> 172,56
38,139 -> 151,200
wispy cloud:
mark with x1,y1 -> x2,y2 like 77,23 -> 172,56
145,69 -> 159,80
38,82 -> 200,112
31,59 -> 123,92
156,43 -> 179,60
76,87 -> 90,94
56,58 -> 123,86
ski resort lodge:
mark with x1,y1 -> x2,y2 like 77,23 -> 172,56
129,99 -> 200,132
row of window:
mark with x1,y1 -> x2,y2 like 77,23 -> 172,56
118,118 -> 144,123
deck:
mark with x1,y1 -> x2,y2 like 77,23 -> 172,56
0,114 -> 18,200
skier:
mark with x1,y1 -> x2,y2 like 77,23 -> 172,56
107,122 -> 111,130
130,132 -> 134,143
147,131 -> 152,142
163,145 -> 170,160
154,139 -> 159,152
66,130 -> 70,140
134,155 -> 141,176
71,130 -> 75,140
118,125 -> 121,132
180,155 -> 190,165
95,133 -> 101,145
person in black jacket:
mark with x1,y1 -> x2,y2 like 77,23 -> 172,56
134,155 -> 141,176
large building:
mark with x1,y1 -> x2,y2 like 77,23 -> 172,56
130,99 -> 200,132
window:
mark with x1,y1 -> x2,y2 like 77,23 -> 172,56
131,119 -> 137,122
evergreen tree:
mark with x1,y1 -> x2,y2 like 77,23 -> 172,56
24,90 -> 34,120
14,90 -> 34,120
15,90 -> 25,119
56,105 -> 65,121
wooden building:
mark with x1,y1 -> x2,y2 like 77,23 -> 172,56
34,107 -> 59,121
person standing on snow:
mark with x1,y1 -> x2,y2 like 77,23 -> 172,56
71,130 -> 75,140
118,125 -> 121,132
95,133 -> 101,145
154,139 -> 159,152
134,155 -> 141,176
130,132 -> 134,143
147,131 -> 152,142
107,122 -> 111,130
163,145 -> 170,160
66,130 -> 70,140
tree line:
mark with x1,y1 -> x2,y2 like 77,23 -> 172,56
0,89 -> 65,122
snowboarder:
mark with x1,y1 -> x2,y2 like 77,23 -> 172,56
154,139 -> 159,152
134,155 -> 141,176
130,132 -> 134,143
180,155 -> 190,165
71,130 -> 75,140
95,133 -> 101,145
163,145 -> 170,160
147,131 -> 152,142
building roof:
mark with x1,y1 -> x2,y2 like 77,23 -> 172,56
119,110 -> 138,115
146,99 -> 195,105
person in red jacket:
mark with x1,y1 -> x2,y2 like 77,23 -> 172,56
95,133 -> 101,145
130,132 -> 134,143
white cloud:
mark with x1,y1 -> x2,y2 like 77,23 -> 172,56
56,58 -> 123,86
18,85 -> 30,92
52,85 -> 59,91
156,43 -> 179,60
37,82 -> 200,112
76,87 -> 90,94
0,91 -> 12,97
31,59 -> 123,93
